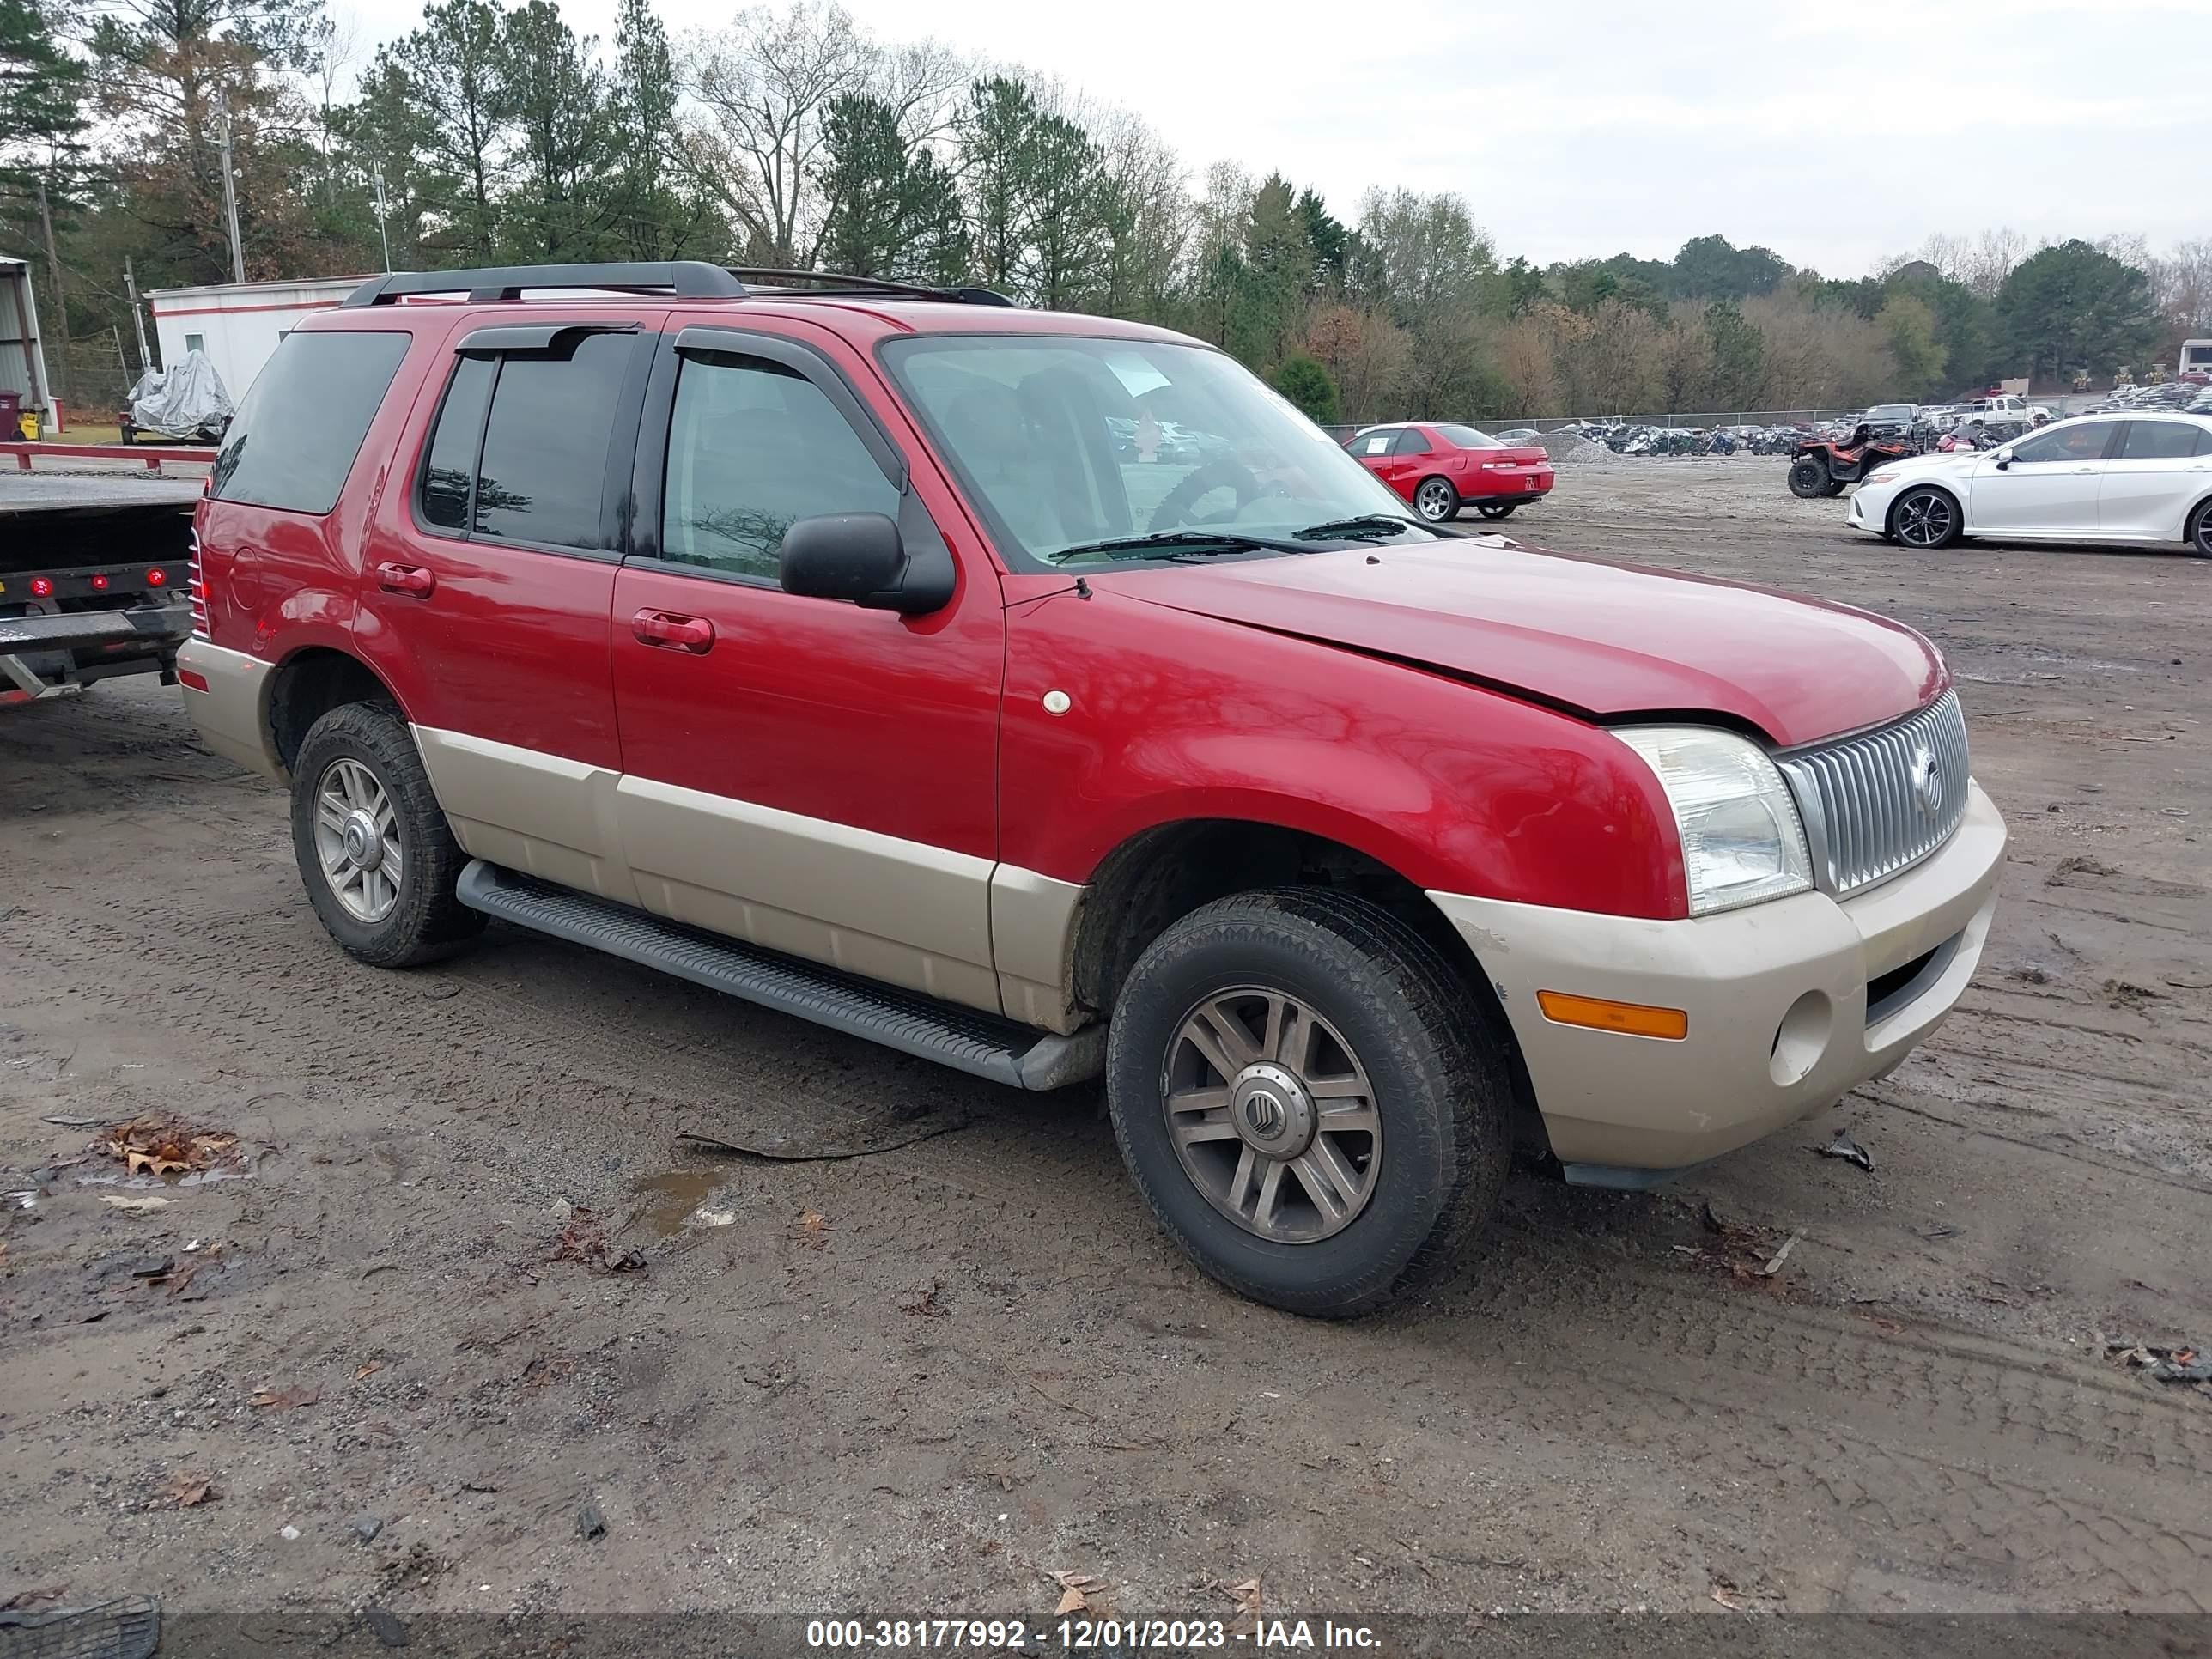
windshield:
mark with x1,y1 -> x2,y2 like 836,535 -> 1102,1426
1431,422 -> 1504,448
1867,405 -> 1914,421
880,335 -> 1431,569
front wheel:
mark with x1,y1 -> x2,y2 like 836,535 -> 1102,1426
1413,477 -> 1459,522
1889,484 -> 1962,550
290,701 -> 484,967
1105,889 -> 1513,1317
1475,501 -> 1518,520
2188,499 -> 2212,558
1788,458 -> 1827,498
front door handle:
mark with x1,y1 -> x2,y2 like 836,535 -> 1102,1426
631,609 -> 714,653
375,562 -> 435,598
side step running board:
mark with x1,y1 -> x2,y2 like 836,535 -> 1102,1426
456,861 -> 1102,1091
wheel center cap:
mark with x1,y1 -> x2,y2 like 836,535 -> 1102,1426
341,809 -> 383,870
1230,1062 -> 1316,1158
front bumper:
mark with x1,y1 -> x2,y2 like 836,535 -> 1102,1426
176,636 -> 283,778
1429,781 -> 2005,1175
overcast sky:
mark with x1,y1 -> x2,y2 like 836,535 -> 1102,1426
356,0 -> 2212,276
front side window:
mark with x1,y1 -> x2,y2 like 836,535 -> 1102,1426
660,350 -> 899,580
882,335 -> 1430,570
2118,420 -> 2201,460
2010,422 -> 2116,465
1352,430 -> 1393,456
211,330 -> 410,514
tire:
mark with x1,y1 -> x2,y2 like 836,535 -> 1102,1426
289,700 -> 483,968
1888,484 -> 1963,550
1475,501 -> 1518,520
1413,476 -> 1459,522
1822,481 -> 1848,496
1104,888 -> 1513,1318
1787,457 -> 1827,498
2187,499 -> 2212,558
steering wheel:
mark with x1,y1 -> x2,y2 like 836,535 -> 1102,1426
1146,459 -> 1264,534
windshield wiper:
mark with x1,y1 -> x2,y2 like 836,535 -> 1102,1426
1291,514 -> 1432,542
1049,530 -> 1309,564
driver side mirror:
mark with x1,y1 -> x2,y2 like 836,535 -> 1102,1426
1993,447 -> 2014,469
779,512 -> 949,616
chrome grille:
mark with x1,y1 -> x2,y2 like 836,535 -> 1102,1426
1779,690 -> 1970,897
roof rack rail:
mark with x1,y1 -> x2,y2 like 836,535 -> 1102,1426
343,261 -> 747,307
727,268 -> 1017,307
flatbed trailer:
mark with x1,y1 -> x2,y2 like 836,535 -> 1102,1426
0,463 -> 201,705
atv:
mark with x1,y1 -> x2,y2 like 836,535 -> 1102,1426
1787,423 -> 1916,498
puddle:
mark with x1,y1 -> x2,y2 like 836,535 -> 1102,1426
629,1167 -> 734,1237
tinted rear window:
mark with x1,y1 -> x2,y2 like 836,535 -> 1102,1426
210,331 -> 410,514
1432,422 -> 1502,448
470,334 -> 632,549
2118,420 -> 2203,460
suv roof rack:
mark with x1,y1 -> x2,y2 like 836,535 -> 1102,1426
727,269 -> 1017,307
343,261 -> 747,307
340,261 -> 1019,311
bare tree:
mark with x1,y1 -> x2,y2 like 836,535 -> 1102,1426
682,1 -> 872,266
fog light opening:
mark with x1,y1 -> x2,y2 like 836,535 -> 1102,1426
1770,989 -> 1833,1086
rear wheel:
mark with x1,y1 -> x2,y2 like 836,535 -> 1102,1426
1475,501 -> 1518,520
1889,485 -> 1962,550
1413,477 -> 1459,522
1105,889 -> 1512,1317
1788,457 -> 1827,498
2188,499 -> 2212,558
290,701 -> 483,967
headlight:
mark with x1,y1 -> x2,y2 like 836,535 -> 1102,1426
1614,726 -> 1813,916
1867,469 -> 1901,484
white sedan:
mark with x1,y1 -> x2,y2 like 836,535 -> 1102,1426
1848,412 -> 2212,556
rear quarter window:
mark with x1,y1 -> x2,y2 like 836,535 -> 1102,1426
210,331 -> 410,515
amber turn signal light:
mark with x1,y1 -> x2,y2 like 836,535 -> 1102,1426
1535,990 -> 1689,1041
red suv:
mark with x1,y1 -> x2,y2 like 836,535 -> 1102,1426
1345,422 -> 1554,522
179,262 -> 2005,1316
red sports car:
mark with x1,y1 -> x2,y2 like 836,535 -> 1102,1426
1344,422 -> 1554,523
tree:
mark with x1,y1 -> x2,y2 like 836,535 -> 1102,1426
1243,173 -> 1313,364
1301,304 -> 1408,422
685,0 -> 870,266
1352,187 -> 1496,325
1295,187 -> 1349,295
1875,292 -> 1947,398
2,0 -> 87,210
1022,110 -> 1100,310
1998,240 -> 2158,384
1270,353 -> 1338,423
1668,234 -> 1789,301
500,1 -> 612,260
390,0 -> 512,261
605,0 -> 721,259
958,74 -> 1037,293
1703,301 -> 1766,409
817,91 -> 961,280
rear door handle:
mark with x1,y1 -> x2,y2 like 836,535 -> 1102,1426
375,562 -> 435,597
631,609 -> 714,653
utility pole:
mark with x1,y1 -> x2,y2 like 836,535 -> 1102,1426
371,162 -> 395,272
124,257 -> 154,374
35,174 -> 75,404
215,90 -> 246,283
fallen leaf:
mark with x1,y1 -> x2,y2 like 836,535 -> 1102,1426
0,1585 -> 70,1612
1050,1571 -> 1108,1616
1214,1577 -> 1262,1634
356,1361 -> 384,1380
162,1473 -> 216,1509
100,1194 -> 171,1213
1712,1586 -> 1749,1612
898,1279 -> 947,1317
249,1386 -> 321,1411
125,1151 -> 193,1178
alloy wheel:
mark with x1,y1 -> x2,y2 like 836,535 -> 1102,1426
1160,987 -> 1382,1243
312,756 -> 404,923
1414,479 -> 1455,521
1893,490 -> 1955,549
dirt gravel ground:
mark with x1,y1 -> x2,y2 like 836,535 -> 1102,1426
3,457 -> 2209,1633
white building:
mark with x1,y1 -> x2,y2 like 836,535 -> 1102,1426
146,275 -> 368,402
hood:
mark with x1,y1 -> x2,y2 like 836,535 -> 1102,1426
1879,450 -> 1980,477
1102,538 -> 1945,748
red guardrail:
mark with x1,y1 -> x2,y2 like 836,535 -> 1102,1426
3,441 -> 217,472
